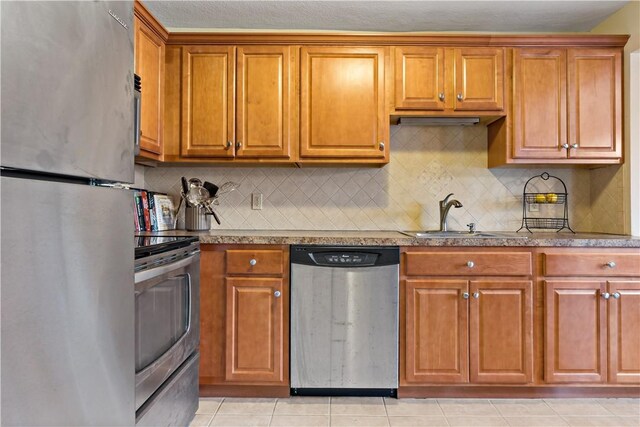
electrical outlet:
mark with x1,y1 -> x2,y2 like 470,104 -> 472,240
529,203 -> 539,212
252,193 -> 263,210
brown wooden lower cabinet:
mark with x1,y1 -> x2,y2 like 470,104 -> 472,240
225,277 -> 285,383
544,280 -> 607,383
544,279 -> 640,385
404,277 -> 533,386
405,279 -> 469,384
199,245 -> 289,396
608,281 -> 640,384
470,280 -> 533,384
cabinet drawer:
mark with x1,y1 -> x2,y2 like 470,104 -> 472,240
544,253 -> 640,276
405,251 -> 532,276
226,250 -> 284,275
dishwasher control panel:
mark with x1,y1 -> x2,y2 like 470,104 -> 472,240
291,245 -> 400,268
313,252 -> 378,266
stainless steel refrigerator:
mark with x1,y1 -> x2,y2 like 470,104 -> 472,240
1,1 -> 136,425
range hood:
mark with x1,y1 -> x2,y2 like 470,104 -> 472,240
398,117 -> 480,126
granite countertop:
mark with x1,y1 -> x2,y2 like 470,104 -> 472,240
138,229 -> 640,248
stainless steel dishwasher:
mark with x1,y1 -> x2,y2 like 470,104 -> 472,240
290,245 -> 399,396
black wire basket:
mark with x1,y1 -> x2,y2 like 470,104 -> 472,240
517,172 -> 574,233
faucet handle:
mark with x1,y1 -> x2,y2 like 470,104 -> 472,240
467,223 -> 476,233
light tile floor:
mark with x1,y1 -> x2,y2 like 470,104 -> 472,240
190,397 -> 640,427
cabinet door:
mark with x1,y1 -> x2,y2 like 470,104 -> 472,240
454,48 -> 504,111
405,280 -> 468,383
567,48 -> 622,159
608,281 -> 640,384
544,281 -> 607,383
512,49 -> 567,159
300,47 -> 387,159
181,46 -> 235,158
469,281 -> 533,384
236,46 -> 292,158
394,47 -> 445,110
134,17 -> 164,156
226,277 -> 285,383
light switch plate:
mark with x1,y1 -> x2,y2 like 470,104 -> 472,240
529,203 -> 539,212
252,193 -> 263,210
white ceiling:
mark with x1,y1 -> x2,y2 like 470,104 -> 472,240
143,0 -> 630,33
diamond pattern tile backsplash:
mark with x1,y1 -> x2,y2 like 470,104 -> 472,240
144,125 -> 600,232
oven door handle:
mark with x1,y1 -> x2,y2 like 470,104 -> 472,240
134,252 -> 198,284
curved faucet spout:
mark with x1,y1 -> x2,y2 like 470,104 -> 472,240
438,193 -> 463,232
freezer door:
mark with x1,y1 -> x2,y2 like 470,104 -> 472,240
1,1 -> 134,183
1,177 -> 135,426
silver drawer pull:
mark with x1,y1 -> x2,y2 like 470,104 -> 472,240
274,290 -> 281,298
612,292 -> 621,299
473,292 -> 480,299
467,261 -> 475,268
605,261 -> 616,268
457,93 -> 463,101
601,292 -> 611,300
462,292 -> 470,299
249,258 -> 257,266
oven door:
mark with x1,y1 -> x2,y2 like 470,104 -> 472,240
134,250 -> 200,411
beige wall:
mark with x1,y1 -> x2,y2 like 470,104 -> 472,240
591,0 -> 640,234
145,126 -> 592,232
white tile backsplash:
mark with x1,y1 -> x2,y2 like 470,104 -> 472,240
144,125 -> 594,232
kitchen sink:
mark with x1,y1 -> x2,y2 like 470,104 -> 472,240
402,231 -> 528,239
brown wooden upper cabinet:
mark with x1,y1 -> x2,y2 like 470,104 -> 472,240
394,47 -> 504,112
300,46 -> 388,161
510,48 -> 622,162
134,15 -> 165,159
181,46 -> 293,159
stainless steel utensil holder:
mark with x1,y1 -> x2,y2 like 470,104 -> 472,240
185,206 -> 210,231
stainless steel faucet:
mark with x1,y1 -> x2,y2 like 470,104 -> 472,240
439,193 -> 463,232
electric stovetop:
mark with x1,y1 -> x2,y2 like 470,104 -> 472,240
134,235 -> 199,259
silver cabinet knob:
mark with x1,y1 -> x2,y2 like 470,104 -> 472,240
236,141 -> 243,149
561,143 -> 570,149
274,290 -> 281,298
457,93 -> 463,101
438,92 -> 445,101
613,292 -> 621,299
379,141 -> 385,151
462,292 -> 470,299
473,292 -> 480,299
226,140 -> 233,149
571,143 -> 578,149
467,261 -> 475,268
601,292 -> 611,300
606,261 -> 616,268
249,258 -> 257,266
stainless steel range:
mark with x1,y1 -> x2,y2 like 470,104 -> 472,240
134,236 -> 200,426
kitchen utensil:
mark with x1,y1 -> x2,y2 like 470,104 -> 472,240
187,178 -> 202,188
181,177 -> 189,194
216,181 -> 239,196
203,181 -> 219,197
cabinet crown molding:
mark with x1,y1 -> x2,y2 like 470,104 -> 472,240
165,32 -> 629,47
